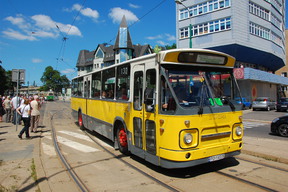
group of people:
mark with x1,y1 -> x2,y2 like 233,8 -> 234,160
0,94 -> 42,139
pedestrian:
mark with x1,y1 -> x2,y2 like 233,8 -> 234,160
3,96 -> 12,122
11,94 -> 22,125
0,98 -> 5,122
17,99 -> 31,139
30,95 -> 41,133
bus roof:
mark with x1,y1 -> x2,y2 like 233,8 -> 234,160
73,48 -> 235,80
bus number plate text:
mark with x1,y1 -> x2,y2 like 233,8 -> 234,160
208,154 -> 225,162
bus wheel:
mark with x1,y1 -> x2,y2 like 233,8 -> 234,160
78,112 -> 85,130
117,126 -> 129,155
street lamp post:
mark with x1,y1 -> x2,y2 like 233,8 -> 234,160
175,0 -> 192,48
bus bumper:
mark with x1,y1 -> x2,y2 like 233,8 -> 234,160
159,150 -> 241,169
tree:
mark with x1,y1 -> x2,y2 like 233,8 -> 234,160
165,43 -> 176,50
0,66 -> 7,95
40,66 -> 70,93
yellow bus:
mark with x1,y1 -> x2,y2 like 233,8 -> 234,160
71,49 -> 243,168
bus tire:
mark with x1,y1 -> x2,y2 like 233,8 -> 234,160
116,125 -> 130,155
78,112 -> 85,130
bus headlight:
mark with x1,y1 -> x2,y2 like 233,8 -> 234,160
235,126 -> 242,136
184,133 -> 193,144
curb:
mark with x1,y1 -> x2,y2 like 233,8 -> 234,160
241,148 -> 288,165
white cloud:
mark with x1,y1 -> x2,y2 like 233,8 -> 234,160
2,14 -> 82,41
61,68 -> 75,74
129,3 -> 140,9
165,33 -> 176,41
156,40 -> 168,46
31,15 -> 82,36
145,33 -> 176,44
71,4 -> 99,20
146,35 -> 163,40
2,28 -> 37,41
109,7 -> 138,24
32,58 -> 43,63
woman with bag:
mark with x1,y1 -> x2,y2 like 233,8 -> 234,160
16,99 -> 31,139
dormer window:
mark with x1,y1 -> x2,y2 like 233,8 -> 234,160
95,49 -> 104,59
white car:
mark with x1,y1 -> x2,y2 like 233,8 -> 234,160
252,97 -> 276,111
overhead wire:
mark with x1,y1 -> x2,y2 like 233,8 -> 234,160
55,0 -> 87,70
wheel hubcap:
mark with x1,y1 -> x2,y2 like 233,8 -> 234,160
118,128 -> 127,147
78,114 -> 83,126
279,125 -> 288,136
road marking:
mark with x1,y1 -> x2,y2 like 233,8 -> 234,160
243,121 -> 268,129
58,130 -> 92,142
59,130 -> 113,149
56,136 -> 100,153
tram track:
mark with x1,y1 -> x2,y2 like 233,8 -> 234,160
47,105 -> 286,192
49,107 -> 181,192
50,108 -> 89,192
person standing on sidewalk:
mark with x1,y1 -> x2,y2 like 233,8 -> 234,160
11,94 -> 22,125
3,96 -> 12,122
17,99 -> 31,139
30,95 -> 41,133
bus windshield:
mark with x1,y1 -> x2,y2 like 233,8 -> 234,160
161,66 -> 241,112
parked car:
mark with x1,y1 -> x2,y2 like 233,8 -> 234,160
271,115 -> 288,137
235,97 -> 252,109
276,98 -> 288,112
252,97 -> 276,111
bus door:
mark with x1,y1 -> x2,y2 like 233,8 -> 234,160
132,65 -> 157,155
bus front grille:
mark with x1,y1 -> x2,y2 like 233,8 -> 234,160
200,126 -> 231,147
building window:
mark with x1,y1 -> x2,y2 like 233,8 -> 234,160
178,0 -> 231,21
281,72 -> 287,77
271,13 -> 282,30
179,17 -> 231,39
95,49 -> 104,59
249,2 -> 270,22
271,32 -> 284,48
249,22 -> 270,40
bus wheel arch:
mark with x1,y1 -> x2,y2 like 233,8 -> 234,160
78,109 -> 85,130
114,119 -> 130,155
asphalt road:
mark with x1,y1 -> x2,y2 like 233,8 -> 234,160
243,109 -> 288,141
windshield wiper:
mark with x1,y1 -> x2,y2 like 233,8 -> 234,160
198,84 -> 206,115
222,96 -> 235,111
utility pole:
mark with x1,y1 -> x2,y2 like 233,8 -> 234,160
175,0 -> 193,48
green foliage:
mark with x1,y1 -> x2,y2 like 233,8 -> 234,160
0,67 -> 15,95
40,66 -> 70,93
0,66 -> 7,95
165,43 -> 176,50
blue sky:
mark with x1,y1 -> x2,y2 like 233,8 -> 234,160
0,0 -> 176,86
1,1 -> 287,87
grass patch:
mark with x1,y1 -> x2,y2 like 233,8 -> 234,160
31,159 -> 37,181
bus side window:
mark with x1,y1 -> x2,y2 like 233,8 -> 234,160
102,68 -> 115,99
116,64 -> 130,101
145,69 -> 156,112
133,71 -> 143,110
92,72 -> 101,98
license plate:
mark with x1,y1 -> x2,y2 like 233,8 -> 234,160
281,105 -> 287,107
208,154 -> 225,162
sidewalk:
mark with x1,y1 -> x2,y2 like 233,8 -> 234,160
0,122 -> 41,191
1,116 -> 288,191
